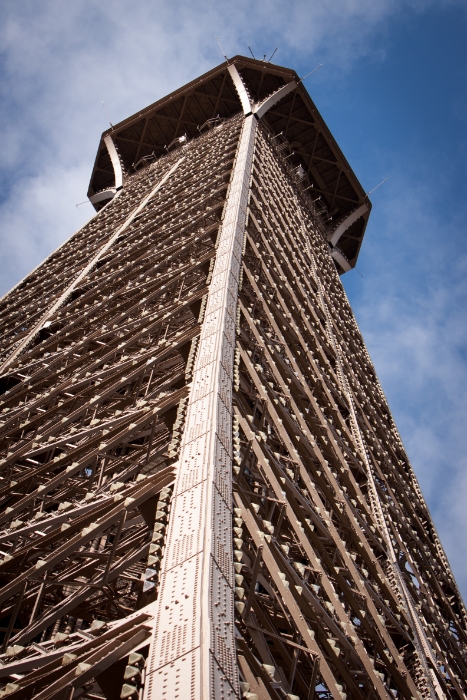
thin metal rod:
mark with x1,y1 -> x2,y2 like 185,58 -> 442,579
2,582 -> 26,652
298,63 -> 323,84
365,176 -> 389,197
146,418 -> 158,463
242,545 -> 263,620
103,512 -> 127,584
288,633 -> 301,687
237,440 -> 253,480
216,36 -> 228,61
267,48 -> 278,63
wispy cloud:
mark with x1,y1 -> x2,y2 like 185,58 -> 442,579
1,0 -> 461,291
349,176 -> 467,592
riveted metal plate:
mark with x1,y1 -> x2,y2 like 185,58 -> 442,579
145,114 -> 256,700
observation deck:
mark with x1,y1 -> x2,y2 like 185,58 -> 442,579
88,55 -> 371,270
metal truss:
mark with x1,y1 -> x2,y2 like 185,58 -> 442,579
231,124 -> 467,700
0,114 -> 243,699
0,65 -> 465,700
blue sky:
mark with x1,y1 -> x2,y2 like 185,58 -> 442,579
0,0 -> 466,595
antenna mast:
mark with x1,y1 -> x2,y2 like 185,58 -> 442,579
215,36 -> 228,62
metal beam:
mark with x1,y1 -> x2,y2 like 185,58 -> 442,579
330,246 -> 352,272
328,202 -> 369,245
144,114 -> 257,700
103,134 -> 124,190
254,80 -> 297,120
228,64 -> 252,115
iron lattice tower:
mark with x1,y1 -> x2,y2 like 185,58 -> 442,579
0,57 -> 465,700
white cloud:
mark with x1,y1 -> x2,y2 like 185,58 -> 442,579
0,163 -> 91,299
348,175 -> 467,592
1,0 -> 461,293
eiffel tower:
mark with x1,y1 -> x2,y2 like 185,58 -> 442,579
0,56 -> 465,700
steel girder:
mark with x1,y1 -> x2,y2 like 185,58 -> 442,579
0,74 -> 465,700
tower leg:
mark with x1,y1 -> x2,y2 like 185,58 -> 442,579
144,114 -> 256,700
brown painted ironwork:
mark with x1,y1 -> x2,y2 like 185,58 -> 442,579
0,58 -> 465,700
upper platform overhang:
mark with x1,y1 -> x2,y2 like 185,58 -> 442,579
87,55 -> 370,269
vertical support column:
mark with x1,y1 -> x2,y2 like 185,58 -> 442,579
144,114 -> 257,700
103,134 -> 124,190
